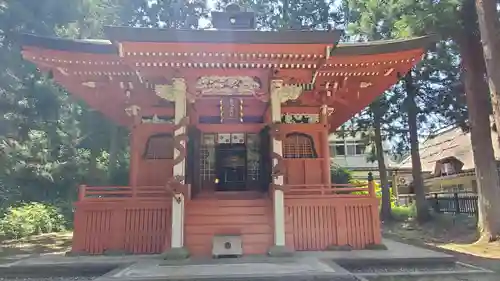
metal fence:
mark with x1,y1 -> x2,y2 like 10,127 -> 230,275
397,192 -> 478,215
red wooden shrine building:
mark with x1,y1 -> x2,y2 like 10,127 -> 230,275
20,6 -> 434,258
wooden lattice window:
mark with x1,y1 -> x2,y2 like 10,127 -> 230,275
200,133 -> 216,181
283,133 -> 318,158
143,133 -> 174,159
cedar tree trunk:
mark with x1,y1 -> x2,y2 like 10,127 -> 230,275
475,0 -> 500,148
456,3 -> 500,240
404,72 -> 430,222
373,101 -> 392,221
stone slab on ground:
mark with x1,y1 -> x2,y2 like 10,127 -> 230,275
296,239 -> 454,263
0,254 -> 160,278
95,257 -> 357,281
0,253 -> 161,267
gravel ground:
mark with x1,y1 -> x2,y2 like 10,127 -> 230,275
0,277 -> 98,281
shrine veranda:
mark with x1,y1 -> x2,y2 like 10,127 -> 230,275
19,7 -> 435,258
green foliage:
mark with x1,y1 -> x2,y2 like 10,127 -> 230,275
0,0 -> 131,214
392,204 -> 417,221
0,202 -> 66,239
123,0 -> 209,29
330,166 -> 353,184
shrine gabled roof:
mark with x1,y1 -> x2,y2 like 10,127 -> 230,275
19,34 -> 115,54
104,26 -> 343,44
19,32 -> 436,59
332,35 -> 438,56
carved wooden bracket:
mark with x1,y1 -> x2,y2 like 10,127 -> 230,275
172,116 -> 190,166
270,79 -> 303,103
269,122 -> 284,141
155,78 -> 187,102
125,105 -> 141,117
271,151 -> 286,180
174,116 -> 190,128
173,134 -> 188,166
165,175 -> 188,203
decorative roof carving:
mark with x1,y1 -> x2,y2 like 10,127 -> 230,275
125,105 -> 141,117
281,114 -> 320,124
195,76 -> 262,98
270,80 -> 303,103
141,115 -> 174,124
82,82 -> 96,88
155,78 -> 187,102
360,82 -> 373,88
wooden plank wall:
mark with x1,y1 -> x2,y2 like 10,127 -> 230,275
284,197 -> 381,250
283,159 -> 325,185
72,200 -> 172,254
133,124 -> 174,186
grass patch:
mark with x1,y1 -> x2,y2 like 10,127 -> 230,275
440,240 -> 500,260
0,232 -> 73,257
384,213 -> 500,273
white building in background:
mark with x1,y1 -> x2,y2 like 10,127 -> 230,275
329,132 -> 397,180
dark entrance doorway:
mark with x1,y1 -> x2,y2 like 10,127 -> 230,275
196,132 -> 268,195
215,143 -> 247,191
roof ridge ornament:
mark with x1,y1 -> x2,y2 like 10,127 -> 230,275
211,4 -> 256,30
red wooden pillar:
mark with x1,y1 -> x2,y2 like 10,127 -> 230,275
127,106 -> 142,194
320,105 -> 331,185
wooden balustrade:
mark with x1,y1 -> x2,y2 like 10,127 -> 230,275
277,182 -> 376,198
77,184 -> 191,201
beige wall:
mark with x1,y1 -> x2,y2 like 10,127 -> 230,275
394,170 -> 477,194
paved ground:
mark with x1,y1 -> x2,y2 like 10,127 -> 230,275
0,239 -> 495,281
0,239 -> 450,267
295,239 -> 453,260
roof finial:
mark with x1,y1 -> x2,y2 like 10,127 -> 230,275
225,3 -> 242,12
211,4 -> 255,30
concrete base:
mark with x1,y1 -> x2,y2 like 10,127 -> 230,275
96,256 -> 352,281
326,245 -> 354,251
268,246 -> 294,257
161,247 -> 190,260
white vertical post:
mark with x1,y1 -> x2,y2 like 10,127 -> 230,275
171,78 -> 187,249
270,80 -> 286,247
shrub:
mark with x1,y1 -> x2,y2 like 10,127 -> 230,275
331,166 -> 353,184
392,204 -> 416,221
0,202 -> 66,239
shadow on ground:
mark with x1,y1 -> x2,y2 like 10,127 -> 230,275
0,232 -> 73,257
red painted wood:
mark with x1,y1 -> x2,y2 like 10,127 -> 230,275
284,197 -> 381,250
72,200 -> 172,255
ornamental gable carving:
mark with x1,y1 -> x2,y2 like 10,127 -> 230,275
281,114 -> 320,124
155,78 -> 187,102
195,76 -> 262,97
270,80 -> 303,103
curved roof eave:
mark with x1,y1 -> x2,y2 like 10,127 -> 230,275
18,32 -> 438,57
103,26 -> 344,45
19,33 -> 116,54
333,35 -> 439,56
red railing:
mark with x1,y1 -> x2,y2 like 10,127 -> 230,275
77,185 -> 191,201
275,182 -> 376,198
280,181 -> 381,250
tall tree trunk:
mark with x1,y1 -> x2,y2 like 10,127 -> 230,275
404,72 -> 430,222
456,4 -> 500,240
89,146 -> 100,185
475,1 -> 500,147
373,102 -> 392,221
108,124 -> 119,184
